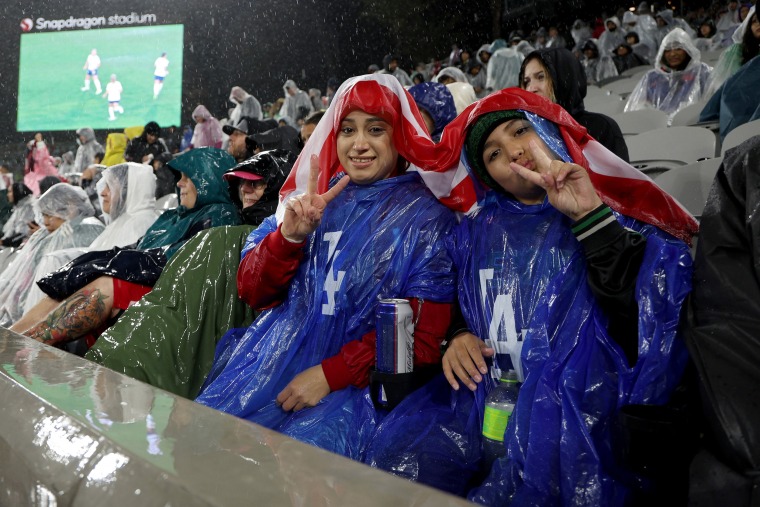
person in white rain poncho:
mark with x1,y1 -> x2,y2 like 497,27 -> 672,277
1,183 -> 37,247
624,28 -> 713,121
23,164 -> 159,313
0,184 -> 103,326
485,46 -> 524,92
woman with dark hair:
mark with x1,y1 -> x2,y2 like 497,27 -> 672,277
124,121 -> 170,164
519,47 -> 629,161
1,183 -> 36,247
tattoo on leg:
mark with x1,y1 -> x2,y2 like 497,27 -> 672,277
24,288 -> 110,346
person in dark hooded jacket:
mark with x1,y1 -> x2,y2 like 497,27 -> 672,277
408,82 -> 458,142
12,148 -> 240,349
613,42 -> 649,74
519,47 -> 630,161
124,121 -> 170,164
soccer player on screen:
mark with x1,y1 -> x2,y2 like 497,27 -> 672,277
103,74 -> 124,121
81,49 -> 102,94
153,52 -> 169,99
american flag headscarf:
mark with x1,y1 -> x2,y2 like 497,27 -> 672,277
276,73 -> 440,221
279,77 -> 697,244
419,87 -> 699,244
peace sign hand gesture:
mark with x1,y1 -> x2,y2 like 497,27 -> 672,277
510,140 -> 603,222
281,155 -> 350,243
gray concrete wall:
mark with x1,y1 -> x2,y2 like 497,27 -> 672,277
0,328 -> 473,506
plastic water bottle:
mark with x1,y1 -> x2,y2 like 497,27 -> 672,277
482,370 -> 520,467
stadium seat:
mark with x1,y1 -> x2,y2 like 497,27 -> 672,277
601,77 -> 639,99
653,157 -> 722,219
585,85 -> 606,98
585,93 -> 626,115
627,126 -> 718,175
701,50 -> 724,65
155,193 -> 178,212
670,100 -> 711,127
620,65 -> 650,78
721,120 -> 760,156
608,110 -> 669,136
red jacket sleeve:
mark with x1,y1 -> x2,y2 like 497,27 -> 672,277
237,224 -> 305,311
321,299 -> 453,391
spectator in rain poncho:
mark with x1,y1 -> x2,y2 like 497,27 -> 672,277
703,6 -> 758,97
375,54 -> 414,87
625,28 -> 713,121
0,183 -> 103,326
24,164 -> 159,313
476,44 -> 492,68
486,46 -> 524,92
191,105 -> 223,149
229,86 -> 264,124
613,42 -> 649,74
74,127 -> 104,174
514,40 -> 536,58
570,19 -> 592,51
124,122 -> 170,165
520,47 -> 630,161
308,88 -> 323,112
446,82 -> 479,115
11,148 -> 240,349
598,17 -> 626,54
193,74 -> 456,458
363,88 -> 696,505
281,80 -> 315,125
716,0 -> 742,38
622,11 -> 658,61
23,133 -> 60,196
581,39 -> 619,84
434,66 -> 468,85
533,27 -> 548,49
57,151 -> 76,178
466,59 -> 488,98
1,183 -> 36,247
545,27 -> 566,49
695,19 -> 722,53
408,82 -> 458,142
87,150 -> 295,398
625,31 -> 653,64
699,7 -> 760,140
654,9 -> 696,47
102,133 -> 128,167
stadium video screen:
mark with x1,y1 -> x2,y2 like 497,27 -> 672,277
17,24 -> 183,132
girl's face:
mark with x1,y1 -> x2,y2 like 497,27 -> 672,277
699,24 -> 712,36
751,15 -> 760,39
481,118 -> 550,205
336,110 -> 399,185
521,58 -> 554,102
238,179 -> 267,208
42,213 -> 65,233
177,172 -> 198,209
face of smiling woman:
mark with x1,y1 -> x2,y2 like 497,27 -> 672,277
336,110 -> 399,185
177,172 -> 198,209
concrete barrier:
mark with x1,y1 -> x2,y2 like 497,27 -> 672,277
0,328 -> 474,506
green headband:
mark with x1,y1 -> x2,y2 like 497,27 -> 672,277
465,110 -> 527,191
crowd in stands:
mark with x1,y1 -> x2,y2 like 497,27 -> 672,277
0,1 -> 758,505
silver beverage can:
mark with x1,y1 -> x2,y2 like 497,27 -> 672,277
376,298 -> 414,374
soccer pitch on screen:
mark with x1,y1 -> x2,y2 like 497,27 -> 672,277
17,24 -> 183,132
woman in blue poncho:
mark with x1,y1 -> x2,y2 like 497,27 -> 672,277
195,74 -> 458,458
363,88 -> 698,504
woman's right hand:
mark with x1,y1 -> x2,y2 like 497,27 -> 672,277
281,155 -> 349,242
442,332 -> 495,391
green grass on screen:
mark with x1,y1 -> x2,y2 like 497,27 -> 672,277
18,24 -> 183,132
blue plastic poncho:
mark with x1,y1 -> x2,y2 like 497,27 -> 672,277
364,109 -> 692,505
196,172 -> 456,457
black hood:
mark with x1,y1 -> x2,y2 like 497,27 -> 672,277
521,47 -> 587,115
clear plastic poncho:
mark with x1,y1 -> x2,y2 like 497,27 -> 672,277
625,28 -> 713,120
704,6 -> 756,98
486,47 -> 524,92
363,94 -> 693,505
1,190 -> 36,247
0,184 -> 103,325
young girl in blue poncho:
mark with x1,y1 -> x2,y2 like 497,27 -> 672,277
363,88 -> 698,505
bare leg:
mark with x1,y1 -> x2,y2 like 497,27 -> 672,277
23,277 -> 119,346
10,297 -> 61,333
